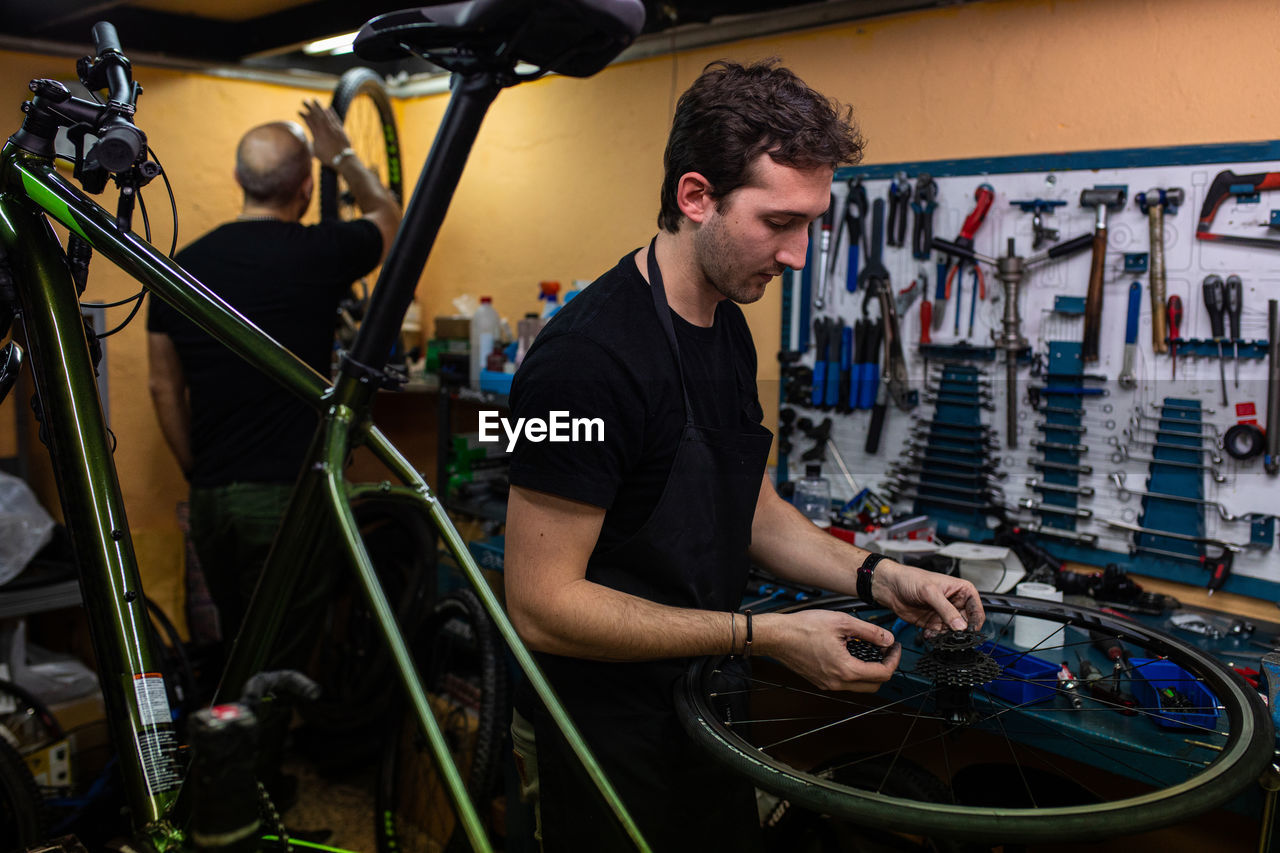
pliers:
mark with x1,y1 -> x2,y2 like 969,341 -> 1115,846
910,174 -> 937,260
886,171 -> 911,248
828,178 -> 868,293
942,184 -> 995,310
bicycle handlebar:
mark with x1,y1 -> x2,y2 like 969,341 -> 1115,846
92,20 -> 123,56
8,21 -> 146,175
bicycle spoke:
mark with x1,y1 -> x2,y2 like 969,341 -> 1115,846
760,685 -> 939,752
991,706 -> 1038,808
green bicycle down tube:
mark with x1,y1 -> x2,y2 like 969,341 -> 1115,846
319,405 -> 494,853
6,154 -> 328,412
0,193 -> 181,829
356,427 -> 654,853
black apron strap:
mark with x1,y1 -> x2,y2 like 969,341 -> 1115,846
646,236 -> 695,424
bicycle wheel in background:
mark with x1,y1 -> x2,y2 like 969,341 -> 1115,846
321,67 -> 403,222
320,67 -> 404,353
376,587 -> 510,853
0,735 -> 44,851
297,501 -> 438,768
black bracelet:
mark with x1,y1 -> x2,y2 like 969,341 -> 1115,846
743,609 -> 753,658
857,553 -> 887,606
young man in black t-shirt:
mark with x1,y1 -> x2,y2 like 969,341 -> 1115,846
504,60 -> 986,851
147,101 -> 400,663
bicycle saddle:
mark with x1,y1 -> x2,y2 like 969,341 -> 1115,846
354,0 -> 646,77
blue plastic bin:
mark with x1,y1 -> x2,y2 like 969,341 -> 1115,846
977,642 -> 1059,705
1129,658 -> 1220,731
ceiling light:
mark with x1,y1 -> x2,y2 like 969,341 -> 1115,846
302,31 -> 357,56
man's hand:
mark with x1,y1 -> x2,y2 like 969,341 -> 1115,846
755,609 -> 902,693
873,561 -> 985,636
299,99 -> 351,166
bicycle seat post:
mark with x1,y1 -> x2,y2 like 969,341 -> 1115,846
339,71 -> 503,401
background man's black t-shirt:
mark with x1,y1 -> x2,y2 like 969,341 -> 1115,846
508,250 -> 766,554
147,218 -> 381,487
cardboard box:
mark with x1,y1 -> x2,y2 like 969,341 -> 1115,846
435,315 -> 470,340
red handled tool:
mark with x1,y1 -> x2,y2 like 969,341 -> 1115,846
943,184 -> 994,304
1196,170 -> 1280,250
1167,294 -> 1183,379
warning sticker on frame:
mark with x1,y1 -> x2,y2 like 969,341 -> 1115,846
130,673 -> 182,794
133,672 -> 172,727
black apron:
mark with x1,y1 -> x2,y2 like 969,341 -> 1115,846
532,239 -> 773,852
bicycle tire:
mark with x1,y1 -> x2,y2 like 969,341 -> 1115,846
145,597 -> 196,722
375,587 -> 509,853
676,594 -> 1272,845
0,678 -> 64,753
299,501 -> 438,755
0,734 -> 44,851
320,67 -> 403,223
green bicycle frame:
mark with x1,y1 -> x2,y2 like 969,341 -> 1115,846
0,145 -> 649,851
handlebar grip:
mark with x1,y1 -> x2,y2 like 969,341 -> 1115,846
92,21 -> 123,56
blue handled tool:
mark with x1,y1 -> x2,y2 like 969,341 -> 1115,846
1118,280 -> 1141,389
824,318 -> 842,408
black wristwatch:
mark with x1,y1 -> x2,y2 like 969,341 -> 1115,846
857,552 -> 887,606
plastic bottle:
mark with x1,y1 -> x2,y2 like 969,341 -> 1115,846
539,280 -> 561,320
469,296 -> 500,389
794,464 -> 832,528
515,312 -> 542,367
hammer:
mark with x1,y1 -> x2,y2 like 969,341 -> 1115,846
1136,188 -> 1184,355
1079,186 -> 1127,362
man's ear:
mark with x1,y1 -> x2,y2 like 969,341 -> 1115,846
675,172 -> 715,224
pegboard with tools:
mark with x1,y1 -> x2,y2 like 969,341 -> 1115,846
776,141 -> 1280,600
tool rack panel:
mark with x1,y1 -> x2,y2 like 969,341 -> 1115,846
776,141 -> 1280,599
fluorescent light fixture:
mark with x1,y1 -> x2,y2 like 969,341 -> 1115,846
303,31 -> 357,56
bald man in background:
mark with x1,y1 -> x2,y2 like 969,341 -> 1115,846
148,100 -> 401,670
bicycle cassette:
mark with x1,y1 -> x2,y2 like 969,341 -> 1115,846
914,629 -> 1002,687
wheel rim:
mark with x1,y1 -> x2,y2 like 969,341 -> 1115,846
676,594 -> 1271,844
334,91 -> 397,219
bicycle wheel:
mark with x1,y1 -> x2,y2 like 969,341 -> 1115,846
320,67 -> 403,223
676,594 -> 1272,845
0,678 -> 64,756
0,735 -> 44,851
145,597 -> 197,720
375,587 -> 509,853
299,501 -> 438,763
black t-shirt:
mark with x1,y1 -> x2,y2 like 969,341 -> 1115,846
508,250 -> 765,553
147,218 -> 382,487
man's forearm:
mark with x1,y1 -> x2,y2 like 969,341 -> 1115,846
335,156 -> 398,218
150,389 -> 192,474
512,577 -> 741,662
748,475 -> 870,596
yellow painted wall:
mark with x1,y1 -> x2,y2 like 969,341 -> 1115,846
0,52 -> 342,628
1,0 -> 1278,622
396,0 -> 1280,438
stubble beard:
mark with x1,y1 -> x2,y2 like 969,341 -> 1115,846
694,212 -> 773,305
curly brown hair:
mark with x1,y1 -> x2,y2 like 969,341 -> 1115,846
658,59 -> 864,232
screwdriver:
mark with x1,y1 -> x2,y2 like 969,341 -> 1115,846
1202,274 -> 1228,405
1167,294 -> 1183,379
1226,275 -> 1242,388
